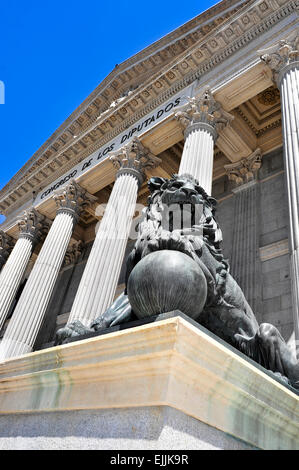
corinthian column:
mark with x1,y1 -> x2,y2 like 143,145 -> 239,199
175,88 -> 233,195
67,137 -> 161,328
0,231 -> 14,270
224,149 -> 263,318
0,181 -> 95,360
260,31 -> 299,347
0,210 -> 48,333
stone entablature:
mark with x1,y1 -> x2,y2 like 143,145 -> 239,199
0,0 -> 295,218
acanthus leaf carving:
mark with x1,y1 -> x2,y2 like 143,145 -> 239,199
0,231 -> 15,267
224,148 -> 263,187
18,208 -> 50,245
53,180 -> 97,222
110,137 -> 161,186
175,88 -> 233,139
260,31 -> 299,85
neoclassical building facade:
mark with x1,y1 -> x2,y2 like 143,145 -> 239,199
0,0 -> 298,450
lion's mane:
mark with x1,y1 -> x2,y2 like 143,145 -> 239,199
126,174 -> 230,302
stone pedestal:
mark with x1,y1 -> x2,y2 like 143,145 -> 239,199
67,137 -> 161,328
0,315 -> 297,450
0,210 -> 48,333
0,182 -> 94,360
0,231 -> 14,271
175,89 -> 233,195
260,33 -> 299,351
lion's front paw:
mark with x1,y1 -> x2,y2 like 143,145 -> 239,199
91,316 -> 112,331
54,320 -> 94,345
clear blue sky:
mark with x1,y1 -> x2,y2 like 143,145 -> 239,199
0,0 -> 217,194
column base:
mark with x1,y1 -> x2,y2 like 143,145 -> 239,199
0,316 -> 298,449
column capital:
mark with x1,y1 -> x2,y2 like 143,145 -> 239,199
259,31 -> 299,86
18,208 -> 50,245
224,148 -> 262,190
53,180 -> 97,223
63,240 -> 84,267
110,137 -> 161,187
175,88 -> 233,141
0,231 -> 15,268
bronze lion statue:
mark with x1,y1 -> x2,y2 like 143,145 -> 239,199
56,174 -> 299,390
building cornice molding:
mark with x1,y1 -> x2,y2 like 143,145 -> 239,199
0,0 -> 297,218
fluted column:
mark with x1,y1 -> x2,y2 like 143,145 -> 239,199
0,210 -> 48,333
225,149 -> 263,319
0,230 -> 14,271
0,181 -> 94,360
260,31 -> 299,346
175,88 -> 233,195
67,137 -> 161,328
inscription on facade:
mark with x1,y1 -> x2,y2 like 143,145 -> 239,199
37,88 -> 192,204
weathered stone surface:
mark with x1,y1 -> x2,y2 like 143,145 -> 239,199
0,406 -> 255,450
0,316 -> 298,450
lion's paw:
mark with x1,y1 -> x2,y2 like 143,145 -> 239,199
54,320 -> 94,345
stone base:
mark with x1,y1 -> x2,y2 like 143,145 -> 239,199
0,406 -> 255,450
0,315 -> 298,449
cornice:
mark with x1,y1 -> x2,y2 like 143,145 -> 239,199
0,0 -> 297,218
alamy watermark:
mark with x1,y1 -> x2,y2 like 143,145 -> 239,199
94,199 -> 204,241
0,81 -> 5,104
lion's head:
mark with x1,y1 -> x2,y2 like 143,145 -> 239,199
148,173 -> 216,208
144,174 -> 221,245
